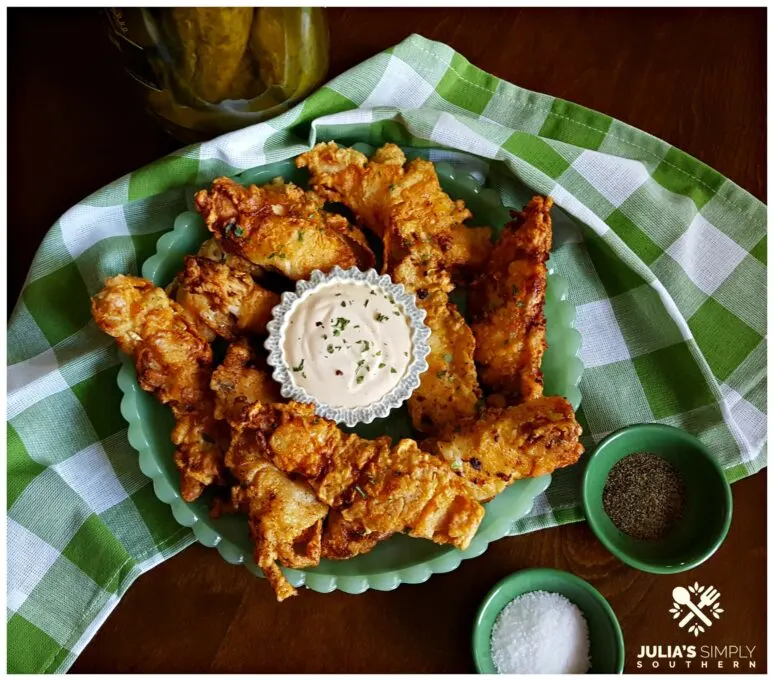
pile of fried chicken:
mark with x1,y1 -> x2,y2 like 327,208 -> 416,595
92,142 -> 584,601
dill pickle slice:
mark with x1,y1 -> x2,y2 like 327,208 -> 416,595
169,7 -> 253,103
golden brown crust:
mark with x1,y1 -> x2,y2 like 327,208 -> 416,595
91,275 -> 213,407
297,142 -> 492,272
171,399 -> 230,501
470,196 -> 553,403
210,338 -> 283,423
322,438 -> 484,558
194,176 -> 374,280
197,238 -> 263,277
175,255 -> 280,341
296,141 -> 403,237
225,440 -> 328,601
391,256 -> 481,436
91,275 -> 226,500
229,401 -> 485,560
428,395 -> 584,502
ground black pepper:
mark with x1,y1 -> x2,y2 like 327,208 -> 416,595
602,453 -> 686,541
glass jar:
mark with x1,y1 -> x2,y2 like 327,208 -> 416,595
105,7 -> 329,143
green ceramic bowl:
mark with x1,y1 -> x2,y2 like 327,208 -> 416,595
581,424 -> 732,574
472,568 -> 624,674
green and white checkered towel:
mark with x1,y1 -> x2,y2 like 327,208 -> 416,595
8,34 -> 766,673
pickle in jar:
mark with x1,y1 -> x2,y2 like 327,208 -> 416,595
169,7 -> 254,103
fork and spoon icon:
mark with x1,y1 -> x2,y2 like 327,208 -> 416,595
673,585 -> 721,628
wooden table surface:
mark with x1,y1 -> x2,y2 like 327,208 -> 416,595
9,8 -> 766,674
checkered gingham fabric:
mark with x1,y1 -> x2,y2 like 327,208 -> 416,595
7,35 -> 766,672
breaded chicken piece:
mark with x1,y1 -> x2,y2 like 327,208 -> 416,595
297,142 -> 404,236
91,275 -> 226,500
209,340 -> 322,601
391,255 -> 481,436
231,401 -> 485,559
210,339 -> 282,422
92,275 -> 212,407
297,142 -> 492,272
171,400 -> 230,501
384,157 -> 493,273
298,142 -> 487,436
197,237 -> 263,277
321,438 -> 484,560
225,429 -> 328,602
469,196 -> 554,403
428,396 -> 583,503
174,256 -> 280,342
194,176 -> 374,280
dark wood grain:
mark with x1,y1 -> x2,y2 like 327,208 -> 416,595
8,7 -> 766,674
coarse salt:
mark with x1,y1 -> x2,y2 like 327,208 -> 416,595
490,590 -> 591,674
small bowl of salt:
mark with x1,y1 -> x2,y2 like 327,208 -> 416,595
472,568 -> 624,674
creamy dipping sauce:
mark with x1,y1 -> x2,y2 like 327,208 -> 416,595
282,281 -> 413,408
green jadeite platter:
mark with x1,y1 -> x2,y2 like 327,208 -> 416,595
117,145 -> 583,594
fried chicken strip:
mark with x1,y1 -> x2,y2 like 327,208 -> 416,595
92,275 -> 212,406
210,338 -> 283,422
197,238 -> 262,277
171,401 -> 230,501
296,142 -> 404,236
210,340 -> 325,601
230,401 -> 485,559
427,396 -> 583,503
322,438 -> 484,560
91,275 -> 226,500
194,176 -> 374,280
226,435 -> 328,602
469,196 -> 553,403
298,142 -> 489,436
174,255 -> 280,342
297,142 -> 492,272
392,256 -> 481,436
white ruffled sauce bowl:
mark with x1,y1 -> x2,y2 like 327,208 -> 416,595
265,267 -> 431,427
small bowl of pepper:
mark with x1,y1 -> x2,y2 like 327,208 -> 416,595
581,423 -> 732,574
